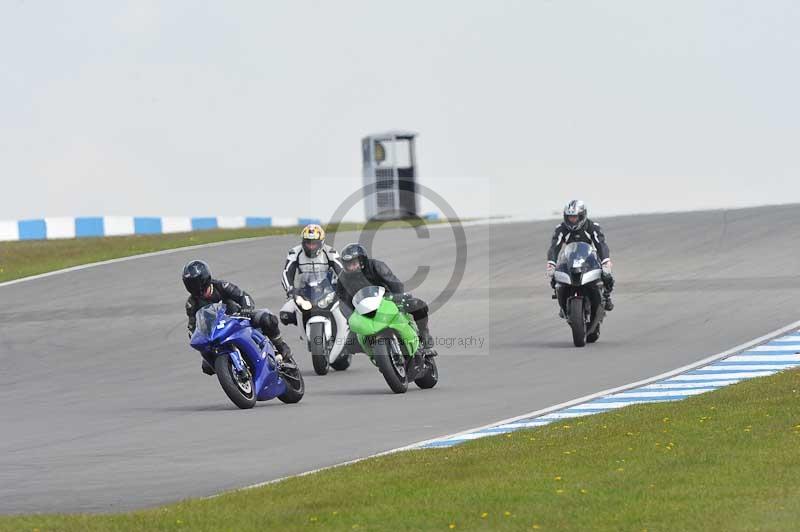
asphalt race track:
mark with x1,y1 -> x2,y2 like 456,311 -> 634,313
2,205 -> 799,513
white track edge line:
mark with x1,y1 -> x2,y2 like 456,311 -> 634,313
213,317 -> 800,498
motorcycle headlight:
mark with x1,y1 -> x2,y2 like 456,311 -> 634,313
318,292 -> 336,309
295,295 -> 312,311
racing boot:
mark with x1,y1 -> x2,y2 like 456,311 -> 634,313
416,321 -> 438,358
270,335 -> 294,365
601,272 -> 615,311
603,291 -> 614,312
201,359 -> 215,376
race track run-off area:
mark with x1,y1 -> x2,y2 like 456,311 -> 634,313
1,204 -> 799,514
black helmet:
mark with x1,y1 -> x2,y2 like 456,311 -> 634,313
563,200 -> 588,231
341,243 -> 368,273
182,260 -> 212,297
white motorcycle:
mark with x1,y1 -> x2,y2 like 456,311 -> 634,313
279,271 -> 353,375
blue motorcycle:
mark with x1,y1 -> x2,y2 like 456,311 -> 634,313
190,302 -> 304,409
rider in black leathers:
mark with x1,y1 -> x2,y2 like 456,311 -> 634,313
547,200 -> 615,311
335,243 -> 437,357
183,260 -> 292,375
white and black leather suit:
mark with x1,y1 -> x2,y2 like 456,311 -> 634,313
547,218 -> 614,293
281,244 -> 343,294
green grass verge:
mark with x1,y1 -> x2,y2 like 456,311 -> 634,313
4,369 -> 800,531
0,220 -> 437,283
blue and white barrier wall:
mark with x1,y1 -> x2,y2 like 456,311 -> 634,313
0,216 -> 321,242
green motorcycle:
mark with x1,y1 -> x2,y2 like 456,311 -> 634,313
348,286 -> 439,394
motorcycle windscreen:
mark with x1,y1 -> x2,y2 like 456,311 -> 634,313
556,242 -> 595,270
194,303 -> 227,337
298,271 -> 335,303
352,285 -> 386,315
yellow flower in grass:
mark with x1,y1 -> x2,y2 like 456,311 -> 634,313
504,511 -> 512,517
554,476 -> 562,481
556,489 -> 565,494
449,523 -> 456,529
481,512 -> 489,518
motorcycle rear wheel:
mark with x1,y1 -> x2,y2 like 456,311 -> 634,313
414,356 -> 438,389
331,353 -> 352,371
587,324 -> 600,343
278,360 -> 305,404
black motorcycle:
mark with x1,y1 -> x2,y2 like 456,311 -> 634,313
553,242 -> 606,347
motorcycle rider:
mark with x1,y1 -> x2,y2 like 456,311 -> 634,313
546,200 -> 615,312
281,224 -> 343,298
183,260 -> 293,375
335,243 -> 437,357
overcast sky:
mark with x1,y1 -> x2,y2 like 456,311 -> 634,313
1,1 -> 798,222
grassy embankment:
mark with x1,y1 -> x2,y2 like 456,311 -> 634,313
0,220 -> 438,283
3,368 -> 799,531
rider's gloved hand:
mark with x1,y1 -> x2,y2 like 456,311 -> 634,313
546,261 -> 556,279
286,288 -> 296,299
602,258 -> 613,274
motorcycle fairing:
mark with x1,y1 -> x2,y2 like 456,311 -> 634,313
349,298 -> 420,358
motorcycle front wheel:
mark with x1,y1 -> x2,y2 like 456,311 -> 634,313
374,333 -> 408,394
309,322 -> 330,375
569,298 -> 587,347
215,355 -> 257,409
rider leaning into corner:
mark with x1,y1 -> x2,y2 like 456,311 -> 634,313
546,200 -> 615,312
281,224 -> 343,298
183,260 -> 293,375
335,243 -> 438,358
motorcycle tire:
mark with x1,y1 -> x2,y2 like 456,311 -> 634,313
215,354 -> 256,409
309,322 -> 329,375
569,298 -> 587,347
587,325 -> 600,343
414,356 -> 439,389
374,333 -> 408,394
278,360 -> 305,404
331,353 -> 353,371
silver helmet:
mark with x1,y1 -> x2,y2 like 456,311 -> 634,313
563,200 -> 587,231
